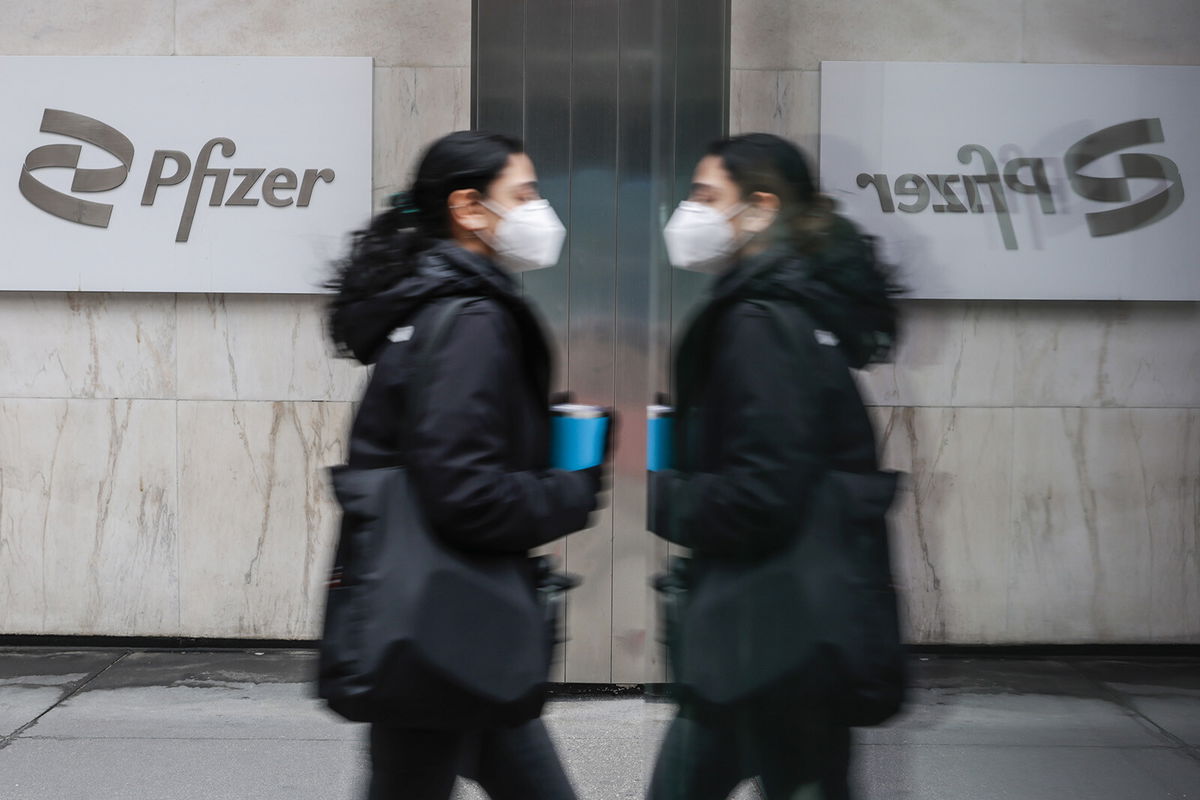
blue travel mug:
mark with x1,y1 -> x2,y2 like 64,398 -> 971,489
646,405 -> 674,533
646,405 -> 674,472
550,404 -> 610,471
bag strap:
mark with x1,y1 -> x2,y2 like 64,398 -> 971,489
753,298 -> 840,474
400,296 -> 483,456
757,298 -> 900,508
754,298 -> 820,359
755,298 -> 856,392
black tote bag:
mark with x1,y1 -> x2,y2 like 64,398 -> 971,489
655,301 -> 905,725
318,297 -> 568,727
658,468 -> 904,724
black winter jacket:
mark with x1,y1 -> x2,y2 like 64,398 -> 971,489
652,221 -> 897,559
338,239 -> 597,553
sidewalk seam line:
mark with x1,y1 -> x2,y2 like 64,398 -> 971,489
0,650 -> 132,751
1065,660 -> 1200,765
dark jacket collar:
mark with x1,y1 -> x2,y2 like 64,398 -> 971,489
705,220 -> 899,369
337,239 -> 527,365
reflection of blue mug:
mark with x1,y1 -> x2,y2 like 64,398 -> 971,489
646,405 -> 674,471
550,404 -> 610,471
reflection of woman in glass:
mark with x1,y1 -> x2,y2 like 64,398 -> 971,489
649,133 -> 900,799
327,131 -> 601,800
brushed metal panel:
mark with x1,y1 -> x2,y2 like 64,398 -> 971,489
523,0 -> 573,684
473,0 -> 525,136
562,0 -> 619,684
611,0 -> 658,684
646,0 -> 679,684
521,0 -> 573,392
473,0 -> 731,685
670,0 -> 731,345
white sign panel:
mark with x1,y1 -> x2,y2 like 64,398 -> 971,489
820,62 -> 1200,300
2,57 -> 372,293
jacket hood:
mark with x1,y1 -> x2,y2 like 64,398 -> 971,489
333,239 -> 522,364
714,216 -> 900,369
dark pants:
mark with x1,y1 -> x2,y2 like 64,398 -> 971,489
647,705 -> 852,800
366,719 -> 577,800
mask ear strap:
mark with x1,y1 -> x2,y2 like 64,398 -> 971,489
478,198 -> 508,219
728,203 -> 778,253
723,202 -> 750,220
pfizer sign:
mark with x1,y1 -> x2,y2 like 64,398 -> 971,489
820,62 -> 1200,300
1,57 -> 372,293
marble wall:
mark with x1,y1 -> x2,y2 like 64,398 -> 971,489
0,0 -> 470,638
2,0 -> 1197,648
730,0 -> 1200,642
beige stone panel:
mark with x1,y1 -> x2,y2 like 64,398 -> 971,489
856,300 -> 1016,407
0,399 -> 178,635
1013,301 -> 1200,409
0,1 -> 173,54
177,401 -> 351,639
374,66 -> 472,199
730,70 -> 821,172
870,407 -> 1015,644
1010,408 -> 1200,643
1024,0 -> 1200,65
0,293 -> 176,400
175,0 -> 472,67
371,186 -> 396,215
731,0 -> 1021,71
176,294 -> 367,402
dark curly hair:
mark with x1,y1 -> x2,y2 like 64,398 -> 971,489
326,130 -> 524,345
711,133 -> 903,363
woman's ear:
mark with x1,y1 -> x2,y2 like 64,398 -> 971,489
750,191 -> 781,213
448,189 -> 489,234
743,191 -> 781,233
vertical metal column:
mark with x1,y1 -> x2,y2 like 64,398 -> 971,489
473,0 -> 729,684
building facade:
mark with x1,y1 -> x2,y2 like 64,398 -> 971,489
0,0 -> 1197,683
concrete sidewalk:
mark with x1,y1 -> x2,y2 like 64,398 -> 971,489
1,648 -> 1198,799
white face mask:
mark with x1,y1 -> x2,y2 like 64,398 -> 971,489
478,199 -> 567,273
661,201 -> 750,274
664,200 -> 781,274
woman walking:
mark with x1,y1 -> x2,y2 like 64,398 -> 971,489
649,133 -> 902,799
326,131 -> 602,800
